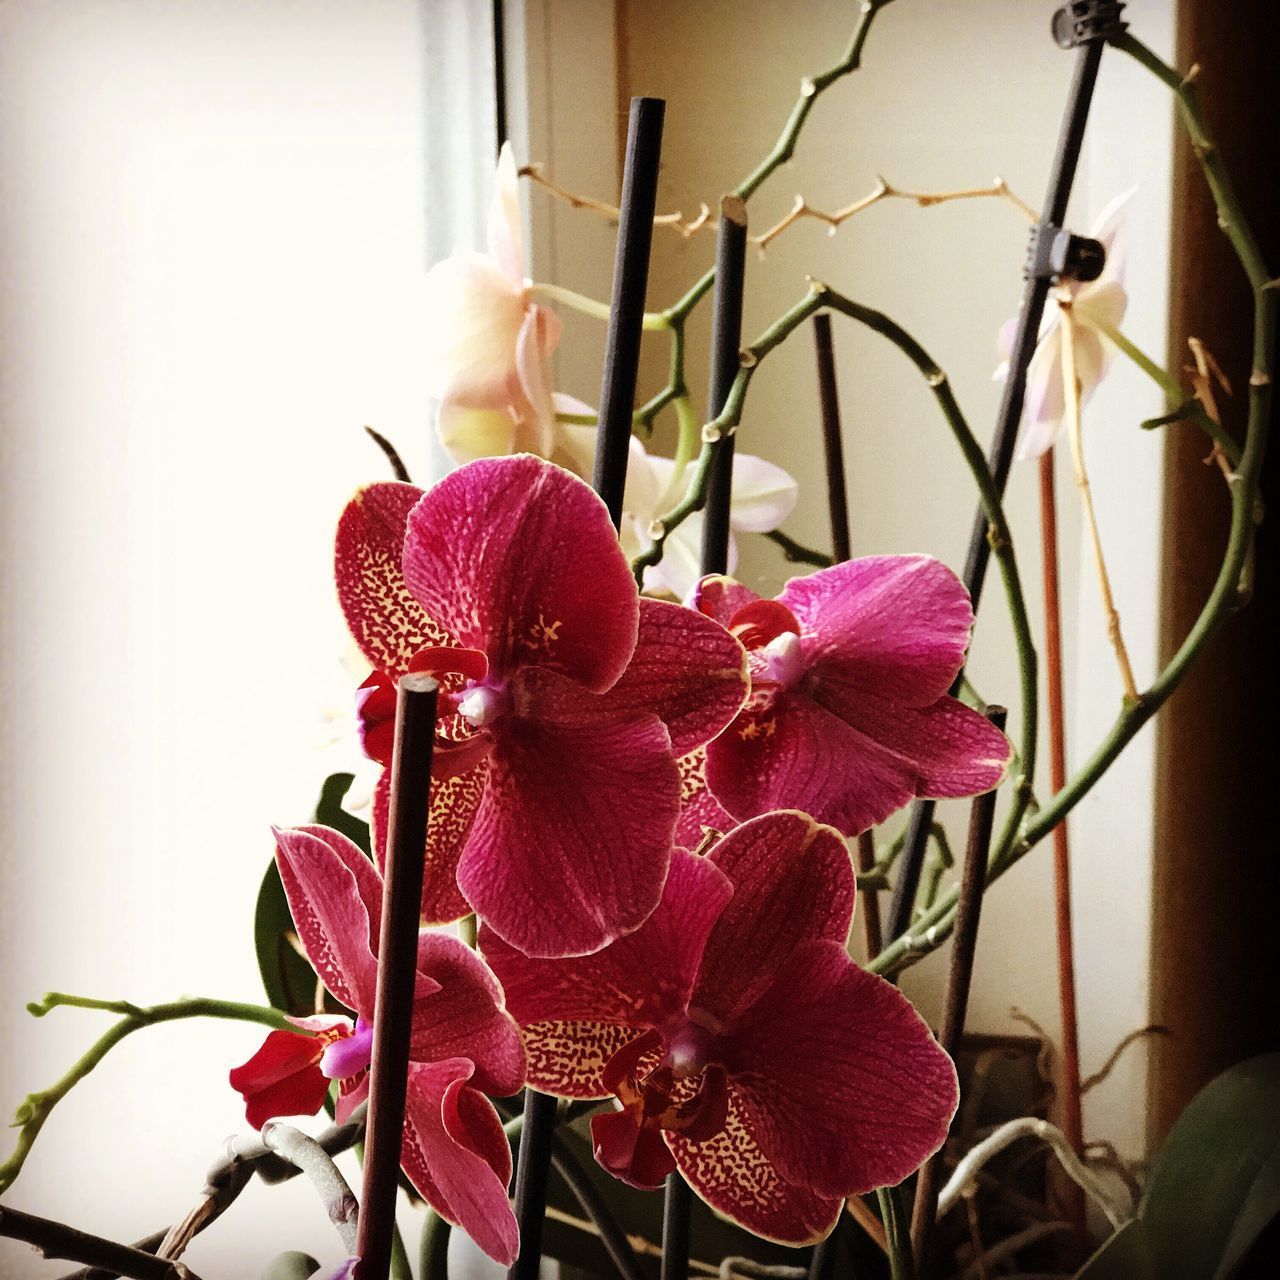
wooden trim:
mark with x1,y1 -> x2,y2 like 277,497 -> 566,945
1150,0 -> 1280,1144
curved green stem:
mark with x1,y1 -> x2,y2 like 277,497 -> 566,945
871,34 -> 1274,979
1,995 -> 291,1194
529,282 -> 670,331
420,1209 -> 453,1280
877,1183 -> 916,1280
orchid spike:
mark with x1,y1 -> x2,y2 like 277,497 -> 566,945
232,825 -> 525,1265
335,455 -> 749,957
482,811 -> 959,1245
692,558 -> 1011,836
427,142 -> 563,463
996,189 -> 1135,460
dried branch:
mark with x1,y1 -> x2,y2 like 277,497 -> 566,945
0,1206 -> 200,1280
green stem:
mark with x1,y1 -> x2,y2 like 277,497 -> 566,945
1092,316 -> 1241,463
871,34 -> 1275,980
732,0 -> 895,201
391,1221 -> 413,1280
877,1183 -> 916,1280
762,528 -> 835,567
1,995 -> 291,1194
420,1209 -> 453,1280
528,282 -> 670,331
459,914 -> 478,949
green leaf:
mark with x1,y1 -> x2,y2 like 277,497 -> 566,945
254,857 -> 320,1017
1073,1220 -> 1154,1280
258,1252 -> 321,1280
1141,1052 -> 1280,1280
313,771 -> 371,854
253,773 -> 369,1015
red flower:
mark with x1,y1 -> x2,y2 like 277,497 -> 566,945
233,825 -> 526,1265
482,811 -> 958,1245
693,560 -> 1010,836
335,456 -> 747,957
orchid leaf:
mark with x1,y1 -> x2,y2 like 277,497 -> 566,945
313,771 -> 371,854
254,774 -> 369,1015
1140,1052 -> 1280,1280
1074,1053 -> 1280,1280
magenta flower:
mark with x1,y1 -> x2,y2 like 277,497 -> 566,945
482,811 -> 958,1244
692,559 -> 1011,836
240,825 -> 526,1264
335,455 -> 748,957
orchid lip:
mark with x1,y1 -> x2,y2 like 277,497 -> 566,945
319,1016 -> 374,1080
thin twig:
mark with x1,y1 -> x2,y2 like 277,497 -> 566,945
1060,294 -> 1141,704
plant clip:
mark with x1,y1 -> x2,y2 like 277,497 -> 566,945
1024,222 -> 1106,284
1051,0 -> 1128,49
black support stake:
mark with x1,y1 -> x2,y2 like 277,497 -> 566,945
884,9 -> 1122,949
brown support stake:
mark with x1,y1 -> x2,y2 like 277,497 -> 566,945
813,313 -> 852,564
1038,448 -> 1086,1230
910,706 -> 1005,1278
593,96 -> 666,530
700,195 -> 749,576
354,673 -> 440,1280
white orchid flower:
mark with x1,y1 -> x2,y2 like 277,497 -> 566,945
559,425 -> 798,598
996,189 -> 1134,460
426,141 -> 561,461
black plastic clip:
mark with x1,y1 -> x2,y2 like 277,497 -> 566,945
1052,0 -> 1127,49
1025,223 -> 1107,284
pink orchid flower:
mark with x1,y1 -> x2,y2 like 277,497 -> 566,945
427,142 -> 563,464
335,454 -> 748,957
692,559 -> 1011,836
482,810 -> 958,1244
231,825 -> 526,1265
996,189 -> 1134,460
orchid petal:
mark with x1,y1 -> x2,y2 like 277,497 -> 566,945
513,305 -> 561,458
401,456 -> 639,690
694,812 -> 854,1025
273,826 -> 390,1016
667,1086 -> 840,1246
422,252 -> 525,404
595,599 -> 748,756
335,1071 -> 370,1126
459,669 -> 680,957
726,452 -> 799,533
724,939 -> 958,1198
675,749 -> 738,849
592,1105 -> 677,1189
812,688 -> 1011,801
482,848 -> 733,1092
436,397 -> 519,465
487,141 -> 525,288
690,575 -> 761,625
370,764 -> 479,926
401,1060 -> 519,1266
410,932 -> 525,1097
335,483 -> 449,675
781,555 -> 975,706
229,1029 -> 332,1129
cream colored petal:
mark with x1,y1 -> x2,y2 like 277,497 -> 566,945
728,452 -> 799,532
487,141 -> 525,287
436,396 -> 519,464
422,252 -> 525,403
